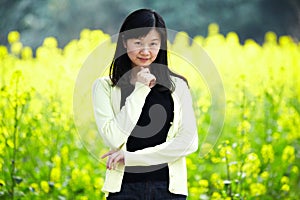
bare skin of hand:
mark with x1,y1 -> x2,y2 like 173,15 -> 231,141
130,67 -> 156,88
101,150 -> 125,170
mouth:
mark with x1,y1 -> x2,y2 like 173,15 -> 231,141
138,57 -> 150,62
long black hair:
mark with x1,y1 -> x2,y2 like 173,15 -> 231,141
109,8 -> 187,91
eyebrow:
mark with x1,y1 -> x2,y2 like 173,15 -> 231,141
134,38 -> 160,41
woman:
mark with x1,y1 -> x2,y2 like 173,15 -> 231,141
92,8 -> 198,199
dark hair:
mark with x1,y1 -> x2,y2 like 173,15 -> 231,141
109,8 -> 187,91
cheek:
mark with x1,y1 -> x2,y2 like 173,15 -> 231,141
126,49 -> 138,59
151,49 -> 160,60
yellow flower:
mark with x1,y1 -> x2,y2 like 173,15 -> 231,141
30,183 -> 39,192
211,157 -> 222,163
282,145 -> 295,164
272,132 -> 281,141
54,183 -> 62,189
261,144 -> 274,163
264,31 -> 277,44
280,176 -> 289,185
218,141 -> 233,159
281,184 -> 290,192
0,142 -> 5,156
21,46 -> 33,59
7,139 -> 14,148
50,167 -> 61,182
241,139 -> 251,154
189,187 -> 200,199
210,173 -> 224,190
52,154 -> 61,167
8,31 -> 20,44
260,171 -> 269,181
242,153 -> 261,177
94,177 -> 104,189
219,145 -> 233,159
198,179 -> 209,194
250,183 -> 266,196
60,188 -> 68,196
71,168 -> 80,180
80,29 -> 91,39
208,23 -> 220,35
291,166 -> 299,174
229,162 -> 238,174
199,179 -> 209,188
186,157 -> 197,170
211,191 -> 222,200
61,145 -> 69,163
237,120 -> 251,134
11,42 -> 23,55
40,181 -> 50,193
82,173 -> 91,186
43,37 -> 58,48
0,45 -> 8,58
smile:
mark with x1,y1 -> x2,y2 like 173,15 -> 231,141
138,58 -> 150,62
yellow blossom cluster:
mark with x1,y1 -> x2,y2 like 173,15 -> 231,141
0,24 -> 299,199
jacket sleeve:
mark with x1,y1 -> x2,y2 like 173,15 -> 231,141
124,79 -> 198,166
92,78 -> 151,149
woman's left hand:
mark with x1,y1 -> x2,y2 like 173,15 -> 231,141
101,150 -> 125,170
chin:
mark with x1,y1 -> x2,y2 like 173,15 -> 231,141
139,63 -> 152,67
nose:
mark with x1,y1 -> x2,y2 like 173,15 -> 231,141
140,46 -> 150,55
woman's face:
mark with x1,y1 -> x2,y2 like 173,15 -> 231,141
124,29 -> 161,67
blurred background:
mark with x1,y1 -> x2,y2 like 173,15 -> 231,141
1,0 -> 300,49
1,0 -> 300,199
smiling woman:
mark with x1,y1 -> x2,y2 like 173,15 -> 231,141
92,8 -> 198,200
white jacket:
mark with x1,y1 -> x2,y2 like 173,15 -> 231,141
92,75 -> 198,197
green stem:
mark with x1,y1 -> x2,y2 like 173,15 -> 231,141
225,153 -> 232,197
236,82 -> 247,198
10,75 -> 20,199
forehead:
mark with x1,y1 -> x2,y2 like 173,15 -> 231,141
140,29 -> 160,39
124,28 -> 161,40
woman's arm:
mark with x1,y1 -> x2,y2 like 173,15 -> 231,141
103,79 -> 198,168
123,80 -> 198,166
92,78 -> 151,149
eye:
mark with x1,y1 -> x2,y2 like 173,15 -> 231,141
134,41 -> 142,45
151,42 -> 158,46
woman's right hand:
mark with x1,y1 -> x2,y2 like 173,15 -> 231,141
131,67 -> 156,88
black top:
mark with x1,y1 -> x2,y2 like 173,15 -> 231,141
120,83 -> 174,183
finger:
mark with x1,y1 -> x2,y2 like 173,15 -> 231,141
101,152 -> 112,159
106,159 -> 110,169
107,156 -> 114,170
101,150 -> 117,159
112,156 -> 118,170
144,67 -> 150,73
140,67 -> 150,73
146,74 -> 156,82
112,154 -> 124,169
101,152 -> 110,159
107,151 -> 120,169
149,79 -> 156,88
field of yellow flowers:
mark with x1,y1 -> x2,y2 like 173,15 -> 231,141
0,24 -> 299,199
